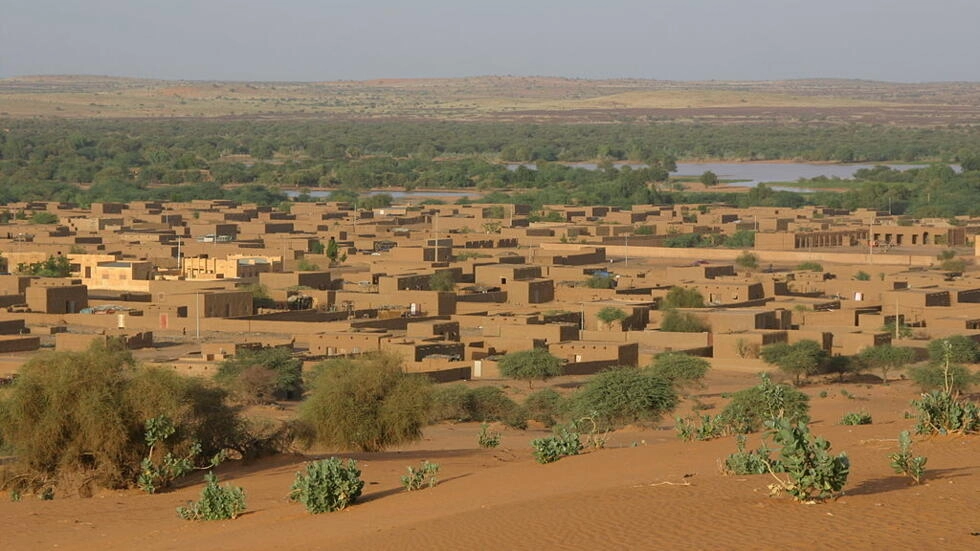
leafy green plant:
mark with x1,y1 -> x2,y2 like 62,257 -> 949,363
647,352 -> 710,390
889,431 -> 926,485
854,271 -> 871,281
137,415 -> 225,494
735,251 -> 759,270
911,390 -> 980,435
717,373 -> 810,435
568,367 -> 678,430
660,311 -> 709,332
289,458 -> 364,514
177,472 -> 246,521
796,262 -> 823,272
401,461 -> 440,491
675,414 -> 725,441
766,419 -> 849,502
523,388 -> 562,427
760,340 -> 827,385
498,349 -> 564,389
596,306 -> 628,328
300,353 -> 433,452
477,423 -> 501,449
723,435 -> 782,475
531,424 -> 583,464
840,411 -> 873,426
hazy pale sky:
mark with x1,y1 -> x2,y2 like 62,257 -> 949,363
2,0 -> 978,82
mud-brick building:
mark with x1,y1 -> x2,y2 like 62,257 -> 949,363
26,279 -> 88,314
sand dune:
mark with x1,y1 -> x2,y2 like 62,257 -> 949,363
2,371 -> 978,550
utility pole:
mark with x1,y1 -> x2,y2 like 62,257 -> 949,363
625,233 -> 630,266
195,292 -> 201,340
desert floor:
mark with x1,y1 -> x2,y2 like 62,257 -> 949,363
2,367 -> 978,551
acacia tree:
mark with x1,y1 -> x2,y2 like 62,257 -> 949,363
760,340 -> 827,385
596,306 -> 627,329
498,348 -> 564,389
857,345 -> 916,383
647,352 -> 710,390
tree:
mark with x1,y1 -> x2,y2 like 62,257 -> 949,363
700,170 -> 719,186
926,335 -> 979,364
17,255 -> 70,277
429,270 -> 456,292
661,286 -> 705,309
647,352 -> 710,390
568,367 -> 678,430
660,310 -> 708,332
735,251 -> 759,270
300,353 -> 432,452
498,348 -> 564,389
760,340 -> 828,385
596,306 -> 627,329
857,345 -> 916,383
325,237 -> 340,263
215,346 -> 303,403
0,342 -> 243,493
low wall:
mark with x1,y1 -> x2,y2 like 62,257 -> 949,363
540,243 -> 935,267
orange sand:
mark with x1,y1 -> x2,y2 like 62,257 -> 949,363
2,369 -> 978,550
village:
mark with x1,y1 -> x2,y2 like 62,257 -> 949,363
0,197 -> 976,382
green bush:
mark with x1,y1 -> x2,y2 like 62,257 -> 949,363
477,423 -> 501,449
289,458 -> 364,513
137,415 -> 225,494
911,390 -> 980,435
768,419 -> 850,502
647,352 -> 710,390
723,435 -> 782,475
531,424 -> 583,464
523,389 -> 563,427
177,472 -> 246,521
568,367 -> 678,430
215,346 -> 303,403
909,364 -> 979,395
889,431 -> 927,485
0,343 -> 245,493
796,262 -> 823,272
429,384 -> 475,423
760,340 -> 828,385
300,353 -> 433,452
840,411 -> 873,426
497,349 -> 564,389
661,287 -> 705,309
401,461 -> 440,491
717,374 -> 810,434
660,310 -> 708,332
584,274 -> 615,289
675,414 -> 725,441
735,251 -> 759,270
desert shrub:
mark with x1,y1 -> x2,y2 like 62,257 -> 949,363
468,386 -> 525,427
429,384 -> 475,423
840,411 -> 873,426
215,346 -> 303,403
531,424 -> 583,464
857,345 -> 916,383
854,271 -> 871,281
0,343 -> 244,494
661,286 -> 705,309
596,306 -> 628,328
660,310 -> 708,332
911,390 -> 980,435
177,472 -> 246,521
568,367 -> 678,430
429,270 -> 456,292
796,262 -> 823,272
289,458 -> 364,513
647,352 -> 710,390
723,435 -> 782,475
137,415 -> 224,494
497,349 -> 563,389
401,461 -> 440,491
717,374 -> 810,434
584,274 -> 615,289
477,423 -> 501,449
889,431 -> 927,485
735,251 -> 759,270
767,419 -> 849,502
908,364 -> 979,395
523,389 -> 563,427
926,335 -> 979,364
300,352 -> 433,452
675,414 -> 726,441
760,340 -> 828,385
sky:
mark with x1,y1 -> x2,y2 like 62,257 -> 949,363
2,0 -> 979,83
